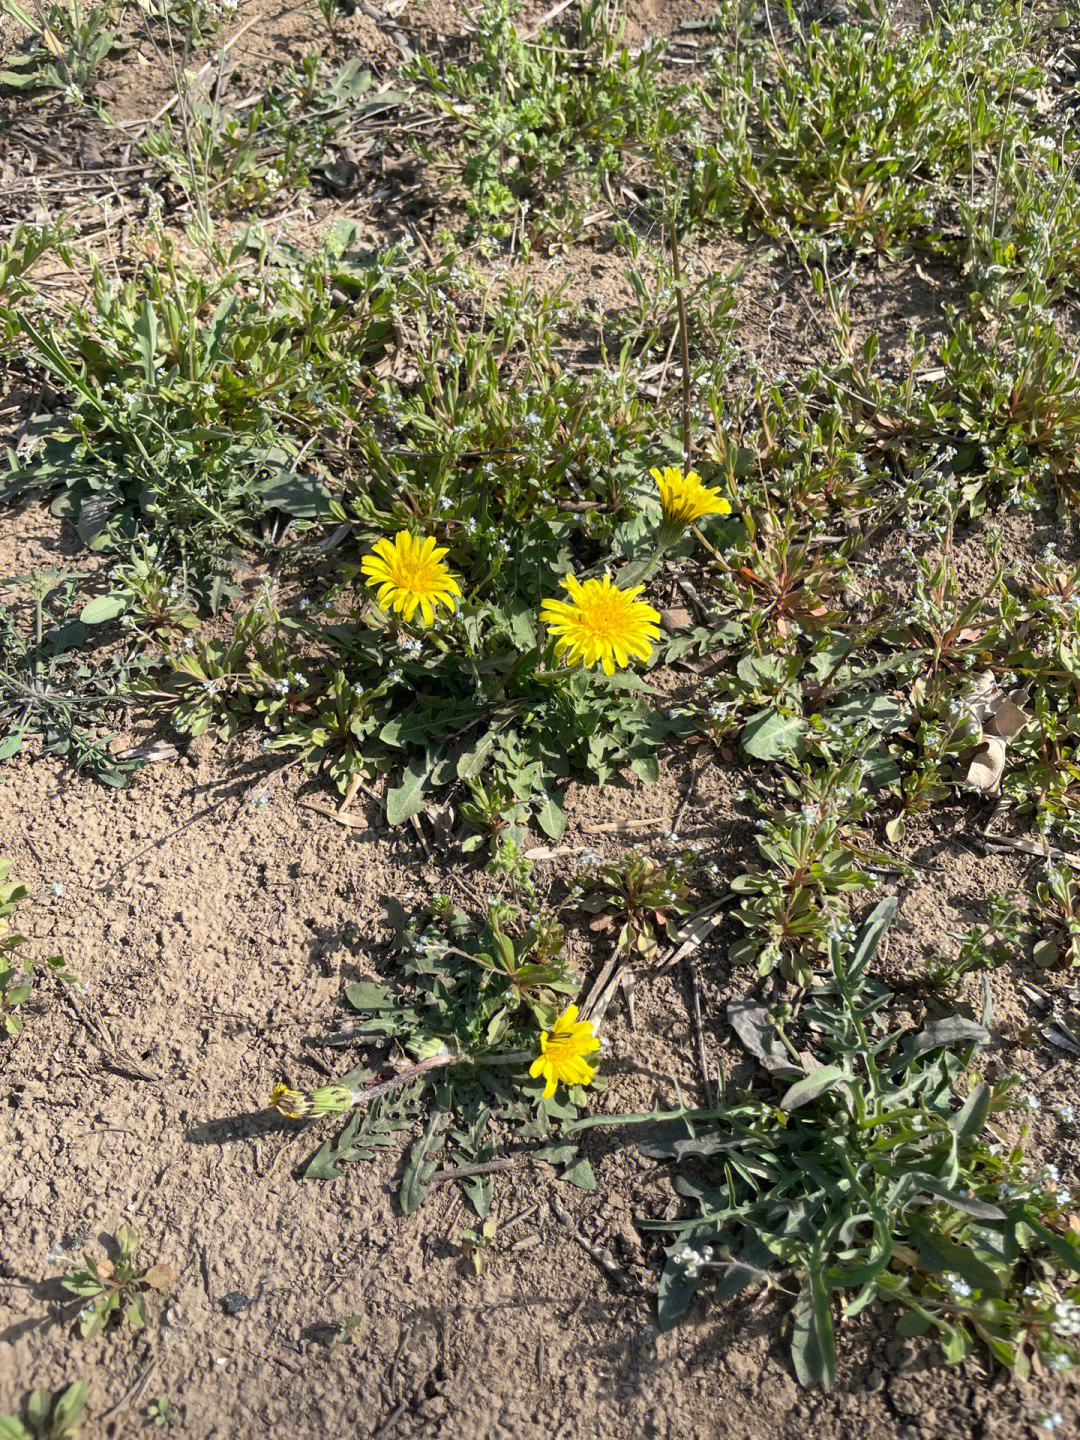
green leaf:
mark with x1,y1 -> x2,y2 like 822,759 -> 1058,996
456,729 -> 499,781
905,1017 -> 988,1059
344,982 -> 396,1013
1021,1216 -> 1080,1274
848,898 -> 897,980
940,1323 -> 974,1365
790,1259 -> 836,1389
657,1254 -> 700,1331
304,1110 -> 366,1180
563,1157 -> 596,1191
400,1111 -> 448,1214
907,1216 -> 1002,1296
534,785 -> 566,839
894,1309 -> 932,1336
948,1083 -> 991,1144
907,1172 -> 1003,1220
257,472 -> 331,519
386,756 -> 430,826
25,1392 -> 50,1432
0,732 -> 24,761
134,299 -> 158,385
780,1066 -> 847,1112
741,710 -> 805,762
629,752 -> 660,784
79,594 -> 128,624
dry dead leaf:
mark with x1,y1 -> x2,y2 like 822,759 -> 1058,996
959,672 -> 1032,791
523,844 -> 583,861
143,1263 -> 176,1291
298,801 -> 376,835
582,816 -> 668,834
963,736 -> 1008,793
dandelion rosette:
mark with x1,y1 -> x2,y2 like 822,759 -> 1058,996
529,1004 -> 601,1100
540,573 -> 661,676
360,531 -> 462,626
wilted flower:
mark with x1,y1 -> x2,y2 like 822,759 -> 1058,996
267,1082 -> 353,1119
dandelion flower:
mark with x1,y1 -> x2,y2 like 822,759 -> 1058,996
361,531 -> 461,626
267,1082 -> 353,1119
529,1004 -> 601,1100
651,466 -> 731,530
540,573 -> 661,677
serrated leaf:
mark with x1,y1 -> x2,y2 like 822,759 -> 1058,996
304,1110 -> 366,1179
400,1112 -> 448,1214
344,982 -> 396,1013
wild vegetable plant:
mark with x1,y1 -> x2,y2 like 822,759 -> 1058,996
574,902 -> 1080,1386
0,1384 -> 88,1440
272,897 -> 595,1214
58,1226 -> 175,1337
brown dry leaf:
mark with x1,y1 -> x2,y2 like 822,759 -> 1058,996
985,692 -> 1030,739
963,736 -> 1008,793
959,673 -> 1031,791
297,801 -> 376,834
582,816 -> 668,834
143,1263 -> 176,1291
660,607 -> 693,632
523,844 -> 582,861
658,901 -> 728,970
425,800 -> 455,837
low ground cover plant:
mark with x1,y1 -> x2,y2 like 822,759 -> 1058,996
5,0 -> 1080,1417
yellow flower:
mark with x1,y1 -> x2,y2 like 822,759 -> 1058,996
529,1004 -> 601,1100
268,1083 -> 309,1119
267,1082 -> 353,1119
651,466 -> 731,527
360,531 -> 461,626
540,573 -> 661,677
